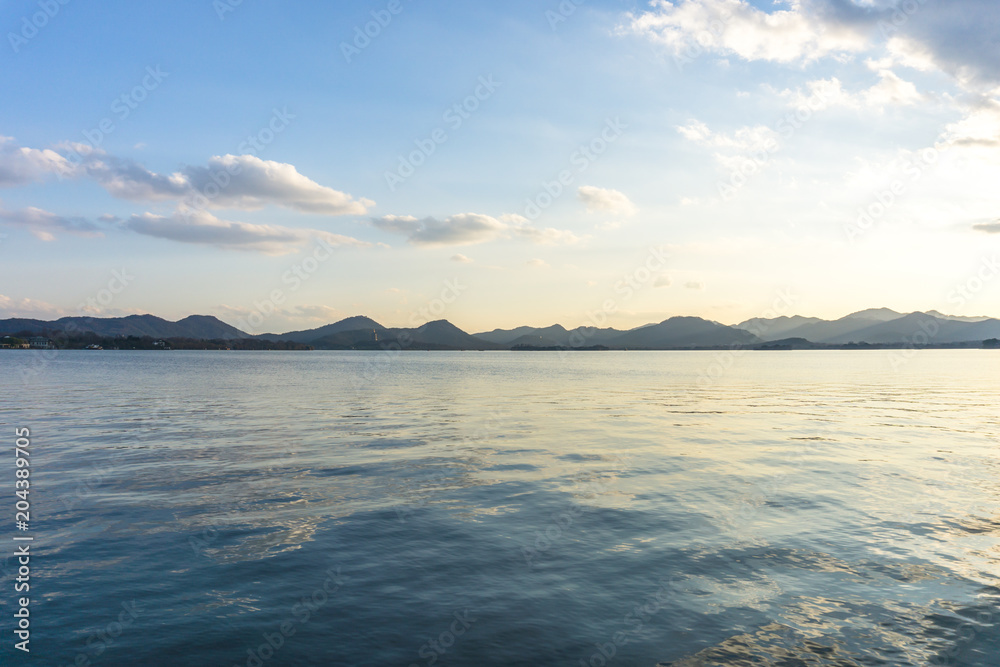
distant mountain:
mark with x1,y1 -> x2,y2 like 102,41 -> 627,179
925,310 -> 992,323
407,320 -> 496,349
961,318 -> 1000,341
474,325 -> 555,345
257,316 -> 384,343
770,314 -> 897,343
834,313 -> 1000,345
736,315 -> 824,339
609,317 -> 760,349
5,309 -> 999,349
306,320 -> 499,350
475,324 -> 638,347
842,308 -> 904,322
0,314 -> 246,339
744,310 -> 1000,344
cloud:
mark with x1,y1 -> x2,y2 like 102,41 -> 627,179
123,207 -> 369,254
451,253 -> 473,263
0,294 -> 64,319
863,69 -> 923,108
77,151 -> 374,215
371,212 -> 579,247
577,186 -> 637,216
676,121 -> 780,170
180,155 -> 374,214
0,204 -> 104,241
0,138 -> 374,216
526,258 -> 550,268
214,303 -> 345,331
684,280 -> 706,290
654,275 -> 672,288
285,304 -> 343,321
779,72 -> 922,112
941,97 -> 1000,148
973,220 -> 1000,234
0,137 -> 73,186
624,0 -> 871,65
627,0 -> 1000,87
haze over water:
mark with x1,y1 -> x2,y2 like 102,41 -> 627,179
3,350 -> 999,666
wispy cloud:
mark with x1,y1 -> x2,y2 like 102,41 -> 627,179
0,204 -> 104,241
0,136 -> 73,187
973,220 -> 1000,234
577,186 -> 637,216
124,207 -> 369,254
371,212 -> 579,247
624,0 -> 870,65
0,138 -> 374,216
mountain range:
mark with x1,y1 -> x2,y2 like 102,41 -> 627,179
2,308 -> 999,350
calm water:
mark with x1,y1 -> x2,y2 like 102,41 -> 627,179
2,350 -> 999,666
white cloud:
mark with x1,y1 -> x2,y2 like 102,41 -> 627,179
973,220 -> 1000,234
864,69 -> 922,108
624,0 -> 870,65
124,207 -> 369,254
684,280 -> 706,290
213,303 -> 345,331
451,253 -> 474,263
0,294 -> 64,319
577,185 -> 637,216
0,137 -> 73,186
627,0 -> 1000,88
0,204 -> 104,241
941,97 -> 1000,148
676,121 -> 780,172
654,275 -> 673,288
79,152 -> 374,215
677,121 -> 779,152
180,155 -> 374,214
371,212 -> 579,247
526,258 -> 550,268
781,72 -> 921,112
0,138 -> 373,216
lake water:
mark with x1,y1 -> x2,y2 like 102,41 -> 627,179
2,350 -> 999,666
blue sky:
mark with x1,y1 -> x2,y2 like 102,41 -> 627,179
1,0 -> 999,333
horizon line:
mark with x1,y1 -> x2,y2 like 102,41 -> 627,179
1,307 -> 997,336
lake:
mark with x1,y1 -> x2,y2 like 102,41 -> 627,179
2,350 -> 999,666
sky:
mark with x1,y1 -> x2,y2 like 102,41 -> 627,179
1,0 -> 999,334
